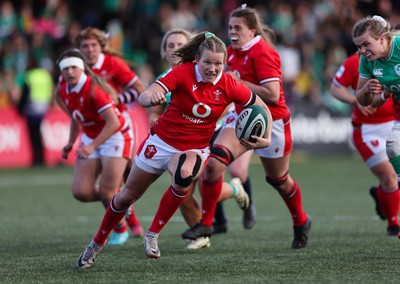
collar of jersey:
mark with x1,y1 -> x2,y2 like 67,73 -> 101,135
92,53 -> 105,70
67,73 -> 88,94
195,64 -> 222,85
240,35 -> 261,51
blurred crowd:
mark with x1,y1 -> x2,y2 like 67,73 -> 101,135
1,0 -> 400,115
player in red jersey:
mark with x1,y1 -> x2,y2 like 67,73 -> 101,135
76,32 -> 272,267
56,49 -> 133,247
182,5 -> 311,249
349,17 -> 400,236
331,53 -> 399,235
75,27 -> 146,242
153,29 -> 252,250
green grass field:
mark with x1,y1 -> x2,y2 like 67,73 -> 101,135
1,153 -> 399,283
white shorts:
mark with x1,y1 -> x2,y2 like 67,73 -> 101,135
351,121 -> 393,168
224,111 -> 292,159
135,132 -> 210,175
81,129 -> 133,159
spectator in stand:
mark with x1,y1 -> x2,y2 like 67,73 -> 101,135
17,54 -> 53,166
352,15 -> 400,236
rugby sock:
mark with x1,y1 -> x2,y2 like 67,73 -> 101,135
93,196 -> 128,245
126,207 -> 141,227
377,186 -> 400,226
214,201 -> 227,225
201,176 -> 223,226
148,186 -> 187,233
281,180 -> 308,226
243,177 -> 253,204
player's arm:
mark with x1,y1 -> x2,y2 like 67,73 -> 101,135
117,78 -> 147,105
329,82 -> 357,105
62,120 -> 81,159
226,71 -> 279,104
355,76 -> 383,106
138,83 -> 167,107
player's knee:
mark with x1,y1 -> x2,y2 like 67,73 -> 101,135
386,139 -> 400,159
266,173 -> 289,191
72,189 -> 93,202
174,153 -> 202,188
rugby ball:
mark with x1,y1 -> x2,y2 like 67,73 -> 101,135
235,105 -> 268,143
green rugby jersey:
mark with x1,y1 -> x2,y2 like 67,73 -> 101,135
359,35 -> 400,100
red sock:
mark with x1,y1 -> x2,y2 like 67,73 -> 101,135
93,197 -> 128,245
148,186 -> 187,233
377,186 -> 400,227
200,176 -> 223,226
126,207 -> 141,227
281,180 -> 308,226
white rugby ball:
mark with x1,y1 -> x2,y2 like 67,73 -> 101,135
235,105 -> 268,143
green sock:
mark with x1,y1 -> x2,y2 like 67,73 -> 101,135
389,156 -> 400,177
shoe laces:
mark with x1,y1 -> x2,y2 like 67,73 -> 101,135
146,233 -> 159,251
82,246 -> 95,262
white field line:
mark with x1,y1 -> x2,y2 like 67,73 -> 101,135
0,174 -> 72,188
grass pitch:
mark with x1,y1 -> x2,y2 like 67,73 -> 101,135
0,153 -> 399,283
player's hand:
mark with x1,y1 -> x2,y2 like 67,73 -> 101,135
357,104 -> 377,116
62,143 -> 73,159
150,91 -> 167,106
76,144 -> 95,160
240,135 -> 271,149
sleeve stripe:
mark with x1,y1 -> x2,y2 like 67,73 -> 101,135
243,92 -> 256,107
126,76 -> 139,87
155,80 -> 170,93
260,77 -> 279,85
97,103 -> 112,113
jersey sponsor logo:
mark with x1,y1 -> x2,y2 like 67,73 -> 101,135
395,64 -> 400,76
373,68 -> 383,77
144,144 -> 157,159
192,102 -> 211,118
72,110 -> 85,122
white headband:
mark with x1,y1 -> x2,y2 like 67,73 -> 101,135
59,57 -> 84,71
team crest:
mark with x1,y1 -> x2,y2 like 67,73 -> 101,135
214,90 -> 221,101
371,140 -> 379,147
395,64 -> 400,76
144,145 -> 157,159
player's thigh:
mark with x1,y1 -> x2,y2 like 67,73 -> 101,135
260,154 -> 291,179
99,157 -> 128,194
72,158 -> 101,195
229,150 -> 253,180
